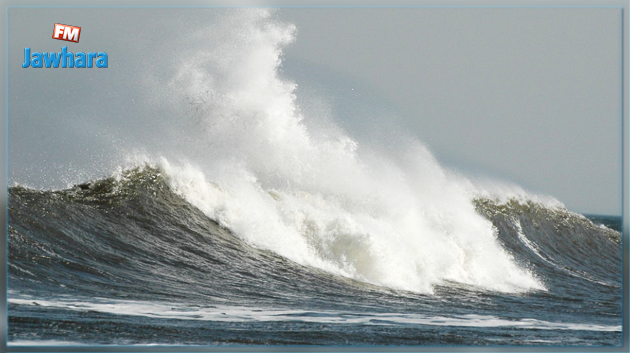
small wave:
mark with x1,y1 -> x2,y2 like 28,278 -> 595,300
9,296 -> 621,332
8,340 -> 86,346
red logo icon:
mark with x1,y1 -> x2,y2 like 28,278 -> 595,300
52,23 -> 81,43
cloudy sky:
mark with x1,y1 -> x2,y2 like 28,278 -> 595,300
9,7 -> 622,215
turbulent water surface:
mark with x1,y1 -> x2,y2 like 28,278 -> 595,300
8,9 -> 623,346
8,167 -> 622,346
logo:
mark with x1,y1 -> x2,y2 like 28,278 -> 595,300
52,23 -> 81,43
22,23 -> 107,68
22,47 -> 107,68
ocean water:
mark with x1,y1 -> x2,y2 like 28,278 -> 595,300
7,167 -> 622,346
8,9 -> 622,346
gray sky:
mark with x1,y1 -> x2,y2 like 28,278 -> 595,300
9,8 -> 622,215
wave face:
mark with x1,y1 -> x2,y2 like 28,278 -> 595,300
8,166 -> 622,345
130,8 -> 546,295
8,9 -> 622,346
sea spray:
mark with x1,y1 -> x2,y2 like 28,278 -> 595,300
137,9 -> 547,294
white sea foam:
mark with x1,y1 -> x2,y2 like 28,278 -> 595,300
8,340 -> 86,346
9,297 -> 620,332
127,9 -> 553,294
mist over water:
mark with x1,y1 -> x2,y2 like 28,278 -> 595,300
11,9 -> 556,295
76,9 -> 551,294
